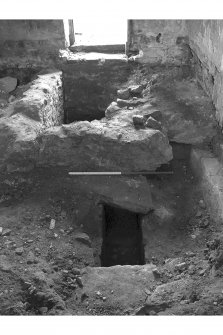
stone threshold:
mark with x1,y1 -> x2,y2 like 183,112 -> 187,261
60,49 -> 128,63
69,43 -> 126,54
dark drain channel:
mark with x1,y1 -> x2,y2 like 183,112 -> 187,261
101,205 -> 145,267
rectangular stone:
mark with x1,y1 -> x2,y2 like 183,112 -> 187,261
71,175 -> 153,214
190,148 -> 223,222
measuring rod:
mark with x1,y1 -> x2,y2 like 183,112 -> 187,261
68,171 -> 173,176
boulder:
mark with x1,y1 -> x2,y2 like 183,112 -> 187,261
0,76 -> 17,94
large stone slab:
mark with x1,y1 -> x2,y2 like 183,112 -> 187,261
38,110 -> 173,172
190,148 -> 223,222
75,264 -> 156,314
150,79 -> 217,144
71,175 -> 153,214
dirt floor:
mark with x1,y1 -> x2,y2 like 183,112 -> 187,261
0,141 -> 223,315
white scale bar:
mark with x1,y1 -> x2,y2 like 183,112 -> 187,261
69,171 -> 173,175
69,172 -> 121,175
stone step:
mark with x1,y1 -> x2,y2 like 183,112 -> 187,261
79,264 -> 156,312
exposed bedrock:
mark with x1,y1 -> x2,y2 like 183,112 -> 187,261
37,112 -> 173,171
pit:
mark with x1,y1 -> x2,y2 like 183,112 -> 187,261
101,205 -> 145,266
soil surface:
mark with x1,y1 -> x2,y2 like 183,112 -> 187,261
0,145 -> 223,315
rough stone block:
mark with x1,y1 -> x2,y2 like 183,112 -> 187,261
105,102 -> 121,118
132,114 -> 145,127
129,84 -> 144,95
145,116 -> 162,131
117,98 -> 145,108
117,88 -> 130,100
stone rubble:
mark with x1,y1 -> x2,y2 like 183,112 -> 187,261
145,116 -> 163,131
117,88 -> 130,100
132,114 -> 145,127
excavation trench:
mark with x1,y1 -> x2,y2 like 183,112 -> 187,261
0,64 -> 216,270
0,19 -> 222,316
0,65 -> 219,316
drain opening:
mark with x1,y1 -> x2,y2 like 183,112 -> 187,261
101,204 -> 145,267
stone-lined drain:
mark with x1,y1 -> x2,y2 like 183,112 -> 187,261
101,204 -> 145,266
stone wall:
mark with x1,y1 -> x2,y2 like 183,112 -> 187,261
0,20 -> 66,70
185,20 -> 223,126
10,71 -> 64,128
127,19 -> 223,127
0,70 -> 63,172
62,52 -> 131,122
127,20 -> 190,66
